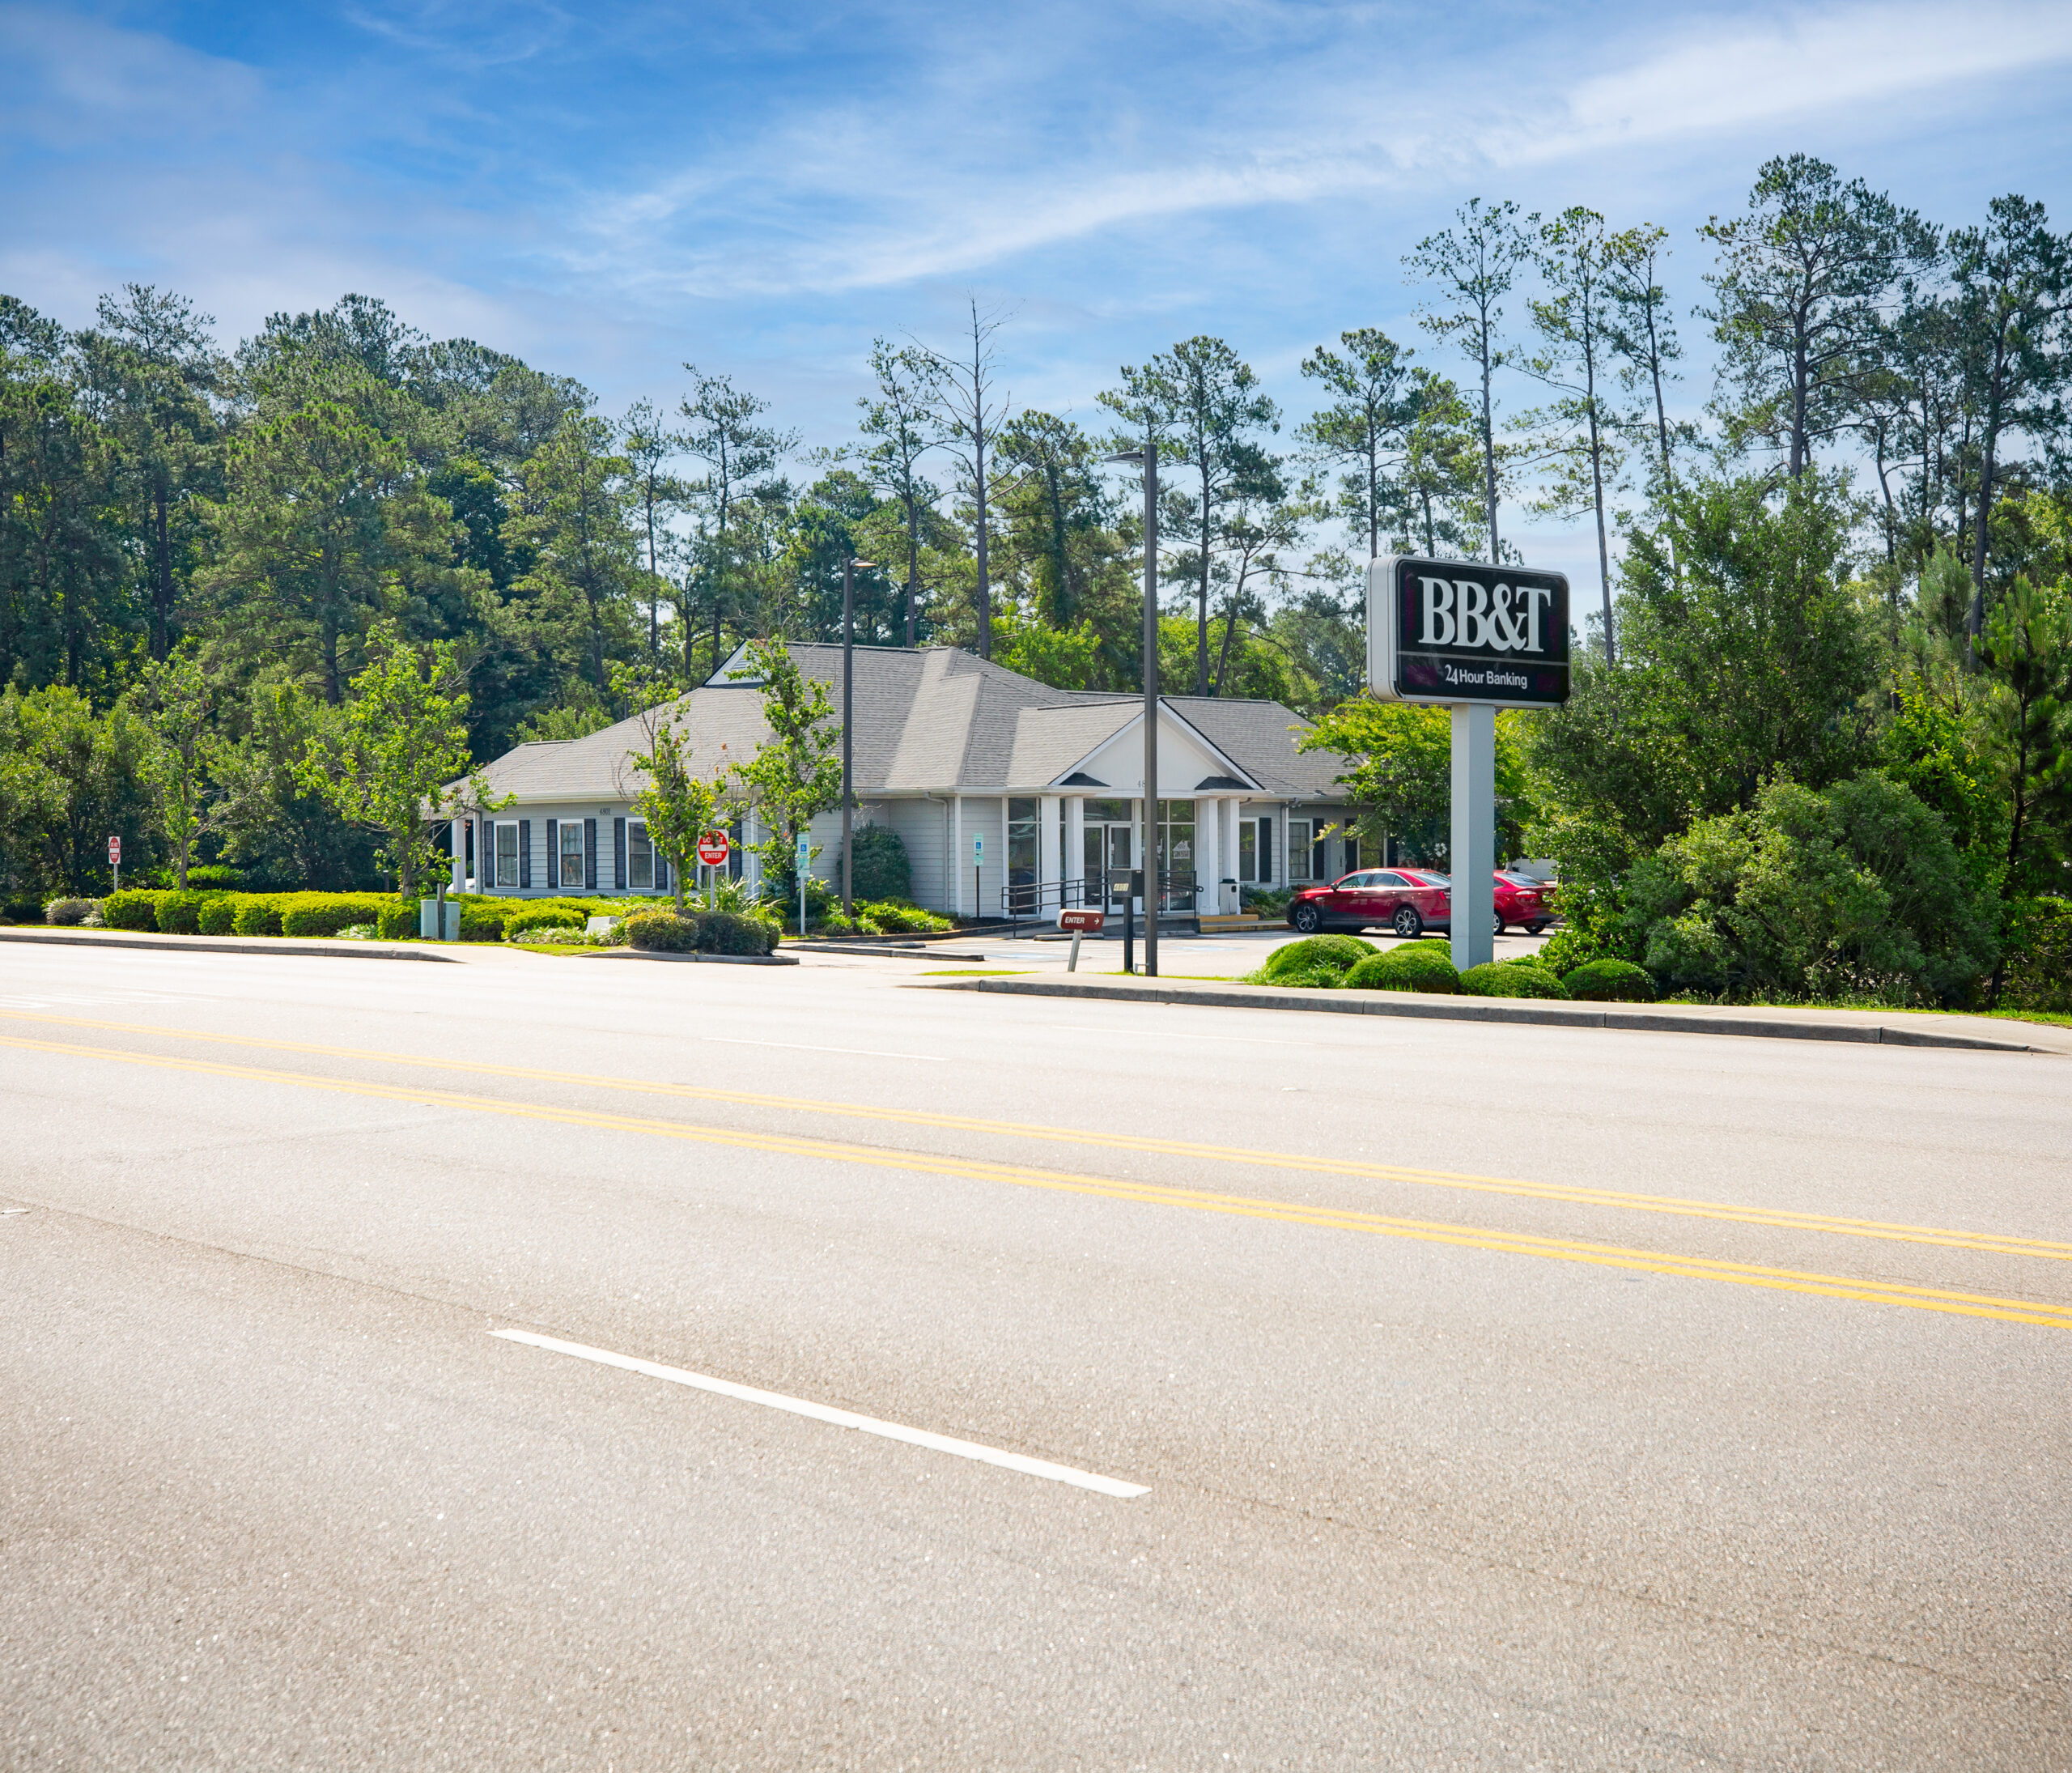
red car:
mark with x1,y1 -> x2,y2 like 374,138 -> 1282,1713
1392,869 -> 1557,938
1285,869 -> 1452,939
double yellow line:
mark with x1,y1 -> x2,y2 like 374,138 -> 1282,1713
5,1014 -> 2070,1331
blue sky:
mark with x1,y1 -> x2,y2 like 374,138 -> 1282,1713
6,0 -> 2072,585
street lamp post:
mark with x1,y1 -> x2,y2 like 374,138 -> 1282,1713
842,555 -> 876,920
1104,437 -> 1158,978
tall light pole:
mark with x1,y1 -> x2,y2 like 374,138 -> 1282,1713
1105,436 -> 1158,977
841,555 -> 876,920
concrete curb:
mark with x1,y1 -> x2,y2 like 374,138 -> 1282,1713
0,928 -> 457,963
931,974 -> 2043,1052
591,949 -> 798,966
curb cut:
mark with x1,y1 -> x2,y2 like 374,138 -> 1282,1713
929,976 -> 2040,1052
0,929 -> 456,963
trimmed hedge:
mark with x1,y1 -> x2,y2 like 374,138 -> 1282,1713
1260,934 -> 1377,988
103,889 -> 163,930
155,891 -> 207,934
1344,942 -> 1461,993
1460,961 -> 1569,999
279,895 -> 391,938
233,897 -> 283,936
624,908 -> 779,956
504,904 -> 585,938
1562,958 -> 1658,1002
198,896 -> 238,935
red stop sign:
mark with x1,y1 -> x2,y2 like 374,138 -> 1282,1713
696,831 -> 729,868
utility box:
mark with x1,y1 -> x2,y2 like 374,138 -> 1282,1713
418,898 -> 461,941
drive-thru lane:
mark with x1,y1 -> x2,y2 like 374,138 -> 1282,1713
3,940 -> 2068,1767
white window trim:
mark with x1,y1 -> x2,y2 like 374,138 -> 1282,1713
494,820 -> 521,890
558,819 -> 585,891
627,818 -> 655,892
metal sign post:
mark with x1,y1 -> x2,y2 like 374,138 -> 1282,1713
796,830 -> 811,936
1367,555 -> 1570,973
108,834 -> 121,894
1059,907 -> 1105,972
698,831 -> 730,911
973,833 -> 983,924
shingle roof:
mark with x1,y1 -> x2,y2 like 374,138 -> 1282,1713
452,646 -> 1348,803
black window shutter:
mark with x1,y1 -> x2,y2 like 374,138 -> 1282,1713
479,818 -> 490,889
546,819 -> 558,890
584,818 -> 598,890
519,820 -> 531,889
1259,816 -> 1272,882
656,850 -> 668,894
614,818 -> 626,891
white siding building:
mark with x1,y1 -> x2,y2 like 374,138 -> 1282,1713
447,644 -> 1356,923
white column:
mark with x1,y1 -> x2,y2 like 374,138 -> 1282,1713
1450,703 -> 1497,971
450,818 -> 465,893
1065,797 -> 1086,912
1194,796 -> 1219,916
1219,800 -> 1239,913
951,796 -> 964,916
1038,794 -> 1062,924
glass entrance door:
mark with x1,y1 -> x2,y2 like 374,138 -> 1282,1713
1081,798 -> 1135,911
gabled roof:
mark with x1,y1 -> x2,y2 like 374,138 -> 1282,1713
453,645 -> 1348,803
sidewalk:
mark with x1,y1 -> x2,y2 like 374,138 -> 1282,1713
0,927 -> 456,963
928,972 -> 2068,1054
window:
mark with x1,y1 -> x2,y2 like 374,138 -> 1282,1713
1238,815 -> 1275,885
1288,819 -> 1313,882
1156,799 -> 1195,912
1007,797 -> 1039,913
1343,834 -> 1361,872
560,821 -> 584,889
495,823 -> 520,889
628,820 -> 654,891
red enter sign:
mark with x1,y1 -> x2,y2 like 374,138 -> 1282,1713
1059,909 -> 1106,933
695,831 -> 730,868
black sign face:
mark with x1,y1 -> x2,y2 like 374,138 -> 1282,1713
1366,555 -> 1571,707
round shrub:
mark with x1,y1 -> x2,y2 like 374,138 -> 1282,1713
232,898 -> 283,937
624,909 -> 698,953
1460,961 -> 1569,999
1262,934 -> 1377,984
102,891 -> 162,931
504,904 -> 584,938
1561,958 -> 1658,1002
1344,942 -> 1461,993
197,896 -> 238,936
705,910 -> 779,955
44,898 -> 97,926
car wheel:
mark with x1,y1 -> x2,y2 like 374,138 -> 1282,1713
1391,905 -> 1422,939
1526,920 -> 1549,936
1493,911 -> 1505,938
1292,902 -> 1323,935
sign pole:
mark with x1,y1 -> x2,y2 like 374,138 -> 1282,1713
1450,703 -> 1497,972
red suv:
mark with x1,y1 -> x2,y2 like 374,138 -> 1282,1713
1285,869 -> 1452,939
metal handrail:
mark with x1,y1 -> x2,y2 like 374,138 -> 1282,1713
999,872 -> 1199,932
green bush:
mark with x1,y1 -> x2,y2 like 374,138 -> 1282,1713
102,890 -> 164,931
155,891 -> 207,934
1260,934 -> 1377,986
1628,772 -> 1996,1005
848,825 -> 911,903
1994,897 -> 2072,1013
1344,942 -> 1461,993
624,907 -> 779,955
1460,961 -> 1569,999
197,896 -> 238,935
376,903 -> 419,940
280,895 -> 388,938
44,897 -> 98,925
232,898 -> 283,936
857,899 -> 953,934
504,904 -> 585,938
1561,958 -> 1658,1002
184,864 -> 244,890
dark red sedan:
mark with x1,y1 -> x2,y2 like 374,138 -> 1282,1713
1392,869 -> 1557,938
1285,869 -> 1451,939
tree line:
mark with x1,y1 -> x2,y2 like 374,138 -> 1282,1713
2,151 -> 2068,993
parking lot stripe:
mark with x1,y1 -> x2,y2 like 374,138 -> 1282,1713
6,1008 -> 2069,1266
490,1329 -> 1149,1496
9,1030 -> 2072,1332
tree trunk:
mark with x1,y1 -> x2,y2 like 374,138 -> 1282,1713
906,488 -> 919,647
1479,317 -> 1499,563
1968,351 -> 2008,667
152,481 -> 173,661
974,430 -> 991,659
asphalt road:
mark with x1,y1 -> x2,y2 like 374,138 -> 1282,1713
3,939 -> 2069,1769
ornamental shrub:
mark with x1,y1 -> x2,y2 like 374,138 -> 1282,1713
1460,961 -> 1569,999
624,909 -> 698,953
184,864 -> 244,890
279,895 -> 388,938
848,825 -> 912,903
624,908 -> 780,955
1561,958 -> 1658,1002
1343,942 -> 1461,993
857,899 -> 953,934
197,896 -> 238,935
232,898 -> 283,936
44,898 -> 97,925
155,891 -> 206,934
376,902 -> 419,940
1260,934 -> 1377,986
103,890 -> 163,931
504,904 -> 585,938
